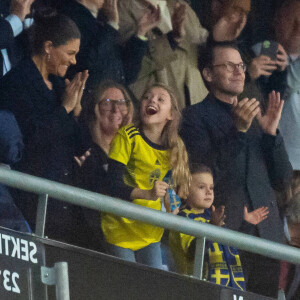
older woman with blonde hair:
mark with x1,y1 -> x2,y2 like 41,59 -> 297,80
73,80 -> 134,251
80,80 -> 134,156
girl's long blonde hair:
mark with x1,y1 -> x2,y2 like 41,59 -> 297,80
136,83 -> 191,199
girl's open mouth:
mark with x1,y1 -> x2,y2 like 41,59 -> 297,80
146,106 -> 158,115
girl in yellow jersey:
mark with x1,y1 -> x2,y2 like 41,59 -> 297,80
102,83 -> 191,268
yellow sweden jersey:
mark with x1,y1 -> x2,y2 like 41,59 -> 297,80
169,208 -> 245,290
102,124 -> 171,251
169,208 -> 208,274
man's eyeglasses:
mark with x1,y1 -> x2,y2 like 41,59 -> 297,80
99,99 -> 128,111
212,62 -> 247,73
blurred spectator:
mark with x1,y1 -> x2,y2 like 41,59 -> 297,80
180,43 -> 292,297
0,0 -> 34,77
76,80 -> 134,194
275,0 -> 300,170
190,0 -> 250,34
278,170 -> 300,216
118,0 -> 209,110
118,0 -> 250,110
0,110 -> 30,233
60,0 -> 157,90
279,171 -> 300,299
279,192 -> 300,300
285,194 -> 300,249
241,38 -> 288,114
0,9 -> 89,242
30,0 -> 60,9
73,80 -> 134,251
247,0 -> 285,45
291,172 -> 300,197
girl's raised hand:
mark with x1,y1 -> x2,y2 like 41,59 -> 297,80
147,180 -> 169,200
244,206 -> 269,225
163,190 -> 171,213
172,207 -> 180,215
211,205 -> 226,227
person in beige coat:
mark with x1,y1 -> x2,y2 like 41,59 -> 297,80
118,0 -> 249,110
118,0 -> 209,110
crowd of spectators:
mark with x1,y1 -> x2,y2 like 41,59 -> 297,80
0,0 -> 300,298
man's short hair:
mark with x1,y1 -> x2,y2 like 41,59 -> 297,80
198,42 -> 241,91
198,42 -> 240,72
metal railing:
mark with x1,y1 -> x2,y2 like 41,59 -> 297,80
0,167 -> 298,298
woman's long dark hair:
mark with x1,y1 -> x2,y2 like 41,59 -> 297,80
30,8 -> 81,55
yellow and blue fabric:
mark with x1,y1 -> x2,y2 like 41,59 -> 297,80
169,207 -> 245,291
101,124 -> 171,251
163,170 -> 181,211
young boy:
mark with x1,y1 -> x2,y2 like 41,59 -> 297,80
169,164 -> 269,291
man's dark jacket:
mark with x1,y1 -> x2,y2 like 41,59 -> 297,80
180,93 -> 292,243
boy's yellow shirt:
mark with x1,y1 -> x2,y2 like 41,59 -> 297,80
169,208 -> 209,274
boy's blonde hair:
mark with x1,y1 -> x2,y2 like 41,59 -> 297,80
190,164 -> 213,176
136,83 -> 191,198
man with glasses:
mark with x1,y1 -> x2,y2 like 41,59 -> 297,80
180,43 -> 292,297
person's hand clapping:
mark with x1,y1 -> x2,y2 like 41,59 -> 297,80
171,3 -> 187,41
63,70 -> 89,116
256,90 -> 284,136
232,97 -> 260,133
137,1 -> 161,36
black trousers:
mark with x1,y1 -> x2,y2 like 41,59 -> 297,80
240,250 -> 280,298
